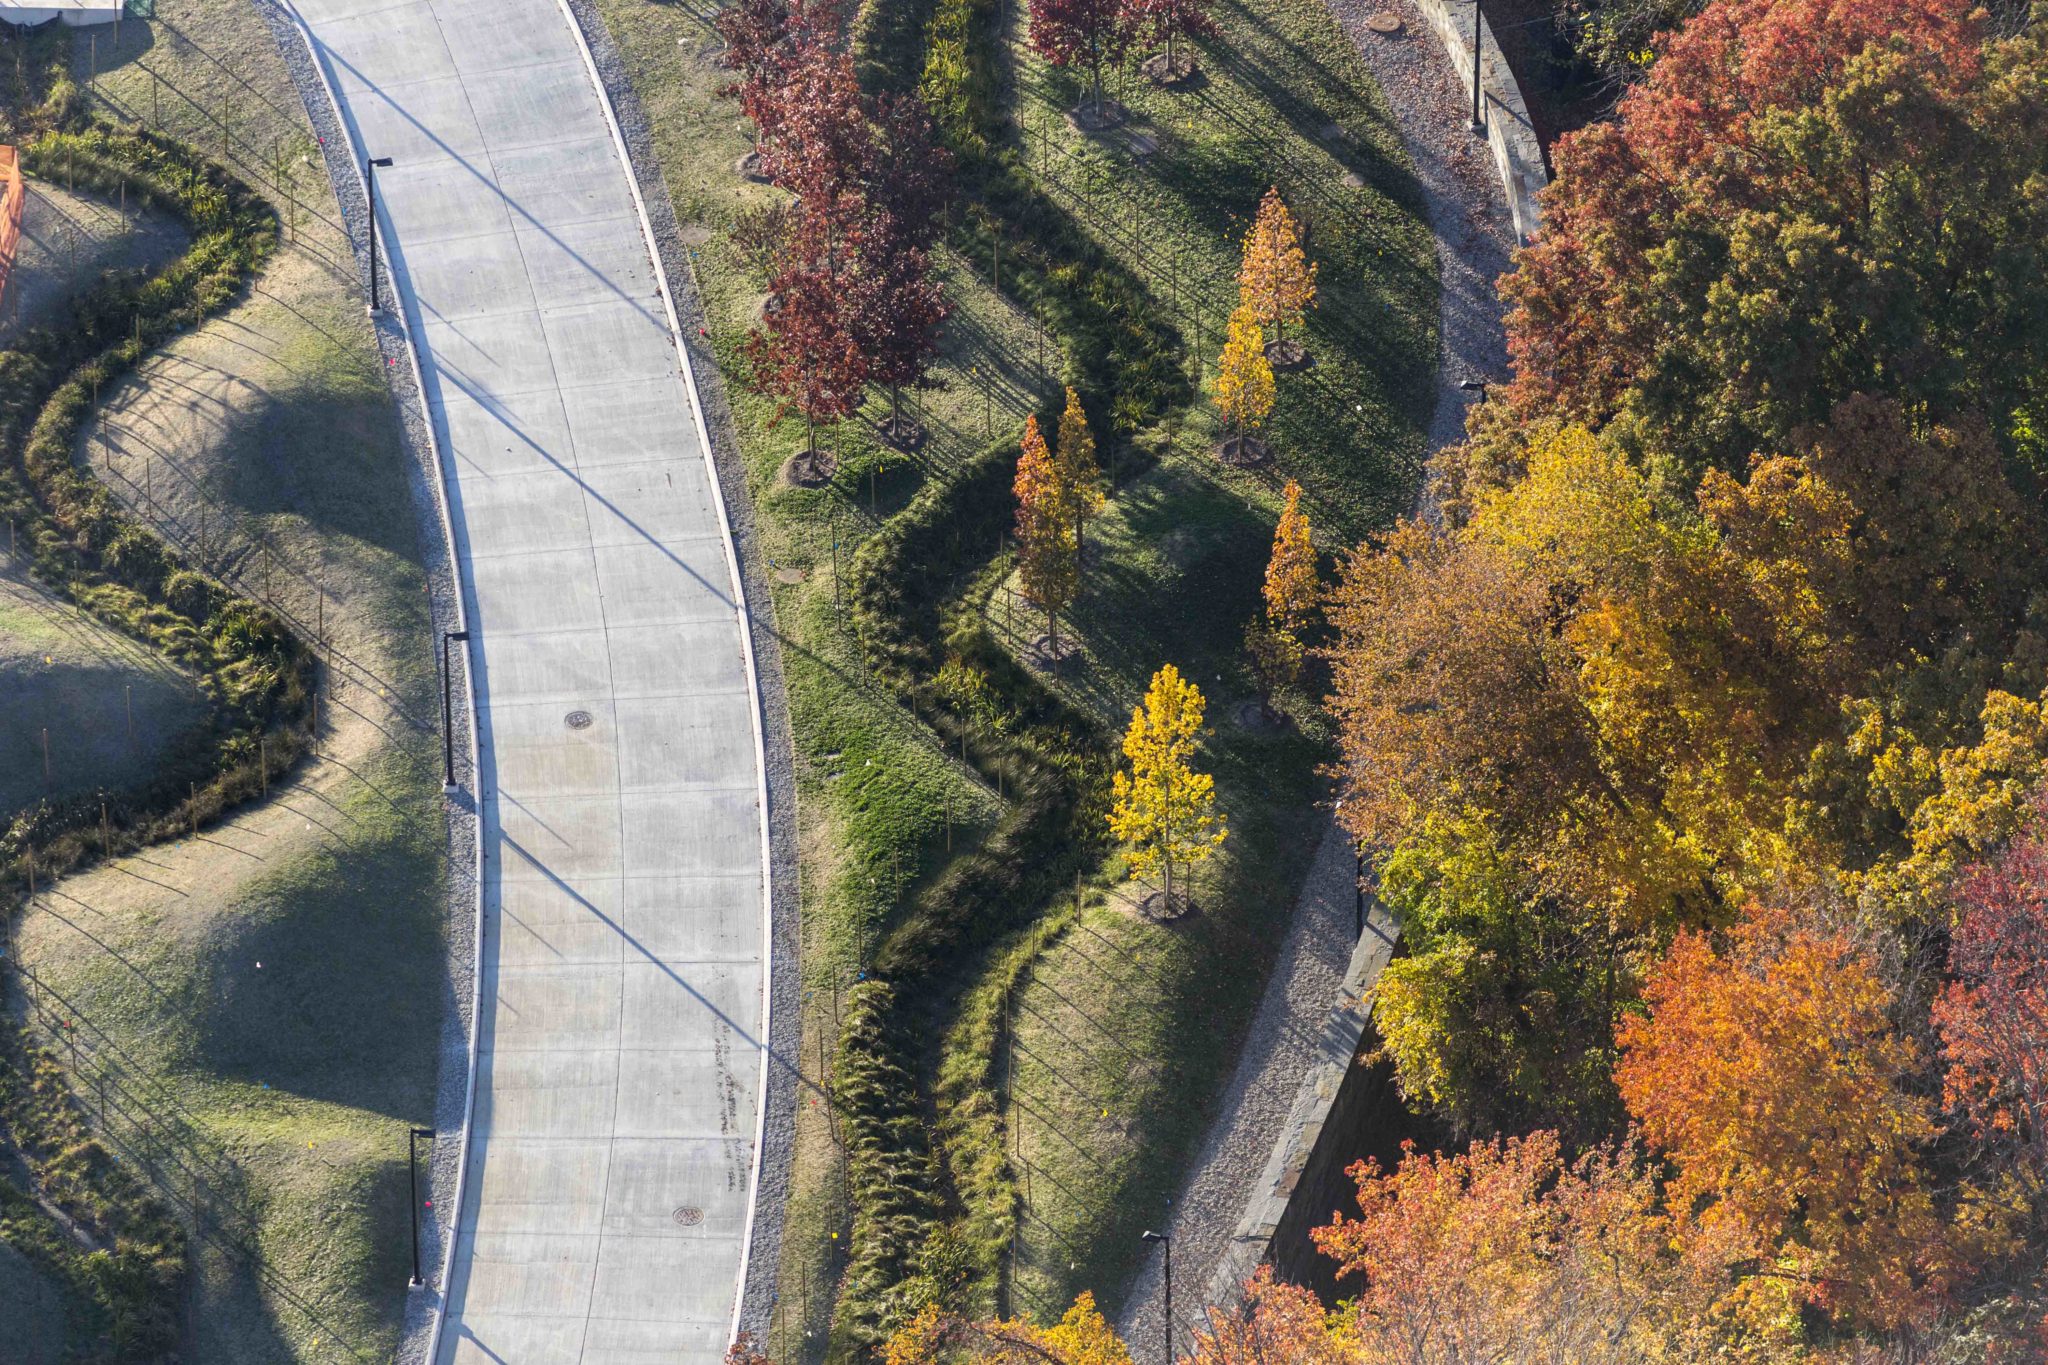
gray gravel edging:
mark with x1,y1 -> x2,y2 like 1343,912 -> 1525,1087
1117,5 -> 1515,1349
250,4 -> 481,1362
558,0 -> 804,1345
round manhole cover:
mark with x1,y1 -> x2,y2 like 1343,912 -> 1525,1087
673,1206 -> 704,1227
1366,10 -> 1403,32
565,710 -> 594,730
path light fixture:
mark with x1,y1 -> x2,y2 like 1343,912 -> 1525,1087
366,156 -> 394,313
1470,0 -> 1486,135
408,1126 -> 434,1287
1141,1230 -> 1171,1365
442,629 -> 470,793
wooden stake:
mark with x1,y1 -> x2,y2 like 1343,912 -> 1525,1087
41,727 -> 50,785
100,802 -> 109,850
125,685 -> 133,746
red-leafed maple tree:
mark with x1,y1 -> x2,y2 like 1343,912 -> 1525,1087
1029,0 -> 1136,122
746,219 -> 868,480
1935,803 -> 2048,1184
849,92 -> 953,443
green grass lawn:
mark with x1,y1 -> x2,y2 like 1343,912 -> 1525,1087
595,0 -> 1433,1345
1,8 -> 445,1361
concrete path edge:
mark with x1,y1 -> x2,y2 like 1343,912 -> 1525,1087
555,0 -> 804,1340
265,7 -> 488,1360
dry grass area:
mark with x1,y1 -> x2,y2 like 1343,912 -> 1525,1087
5,4 -> 446,1361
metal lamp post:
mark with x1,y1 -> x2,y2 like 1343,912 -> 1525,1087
1141,1230 -> 1171,1365
366,156 -> 393,313
1471,0 -> 1486,134
408,1126 -> 434,1287
441,629 -> 470,793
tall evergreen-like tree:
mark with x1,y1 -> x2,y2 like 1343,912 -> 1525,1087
1053,386 -> 1104,556
1214,303 -> 1275,458
1238,188 -> 1316,365
1109,664 -> 1225,908
1246,479 -> 1316,703
1014,415 -> 1080,649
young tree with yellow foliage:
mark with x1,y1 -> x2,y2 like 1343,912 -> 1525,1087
1015,414 -> 1080,653
1238,187 -> 1316,367
1054,386 -> 1105,556
1214,304 -> 1275,464
1246,479 -> 1318,706
885,1293 -> 1133,1364
1110,663 -> 1226,911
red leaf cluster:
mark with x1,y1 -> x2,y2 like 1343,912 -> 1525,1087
718,0 -> 953,449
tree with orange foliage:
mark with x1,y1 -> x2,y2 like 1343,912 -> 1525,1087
1305,1130 -> 1733,1362
1616,908 -> 1973,1333
1245,479 -> 1316,705
1237,188 -> 1316,368
1186,1268 -> 1349,1365
1015,414 -> 1080,652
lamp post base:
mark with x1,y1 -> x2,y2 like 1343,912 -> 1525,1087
442,782 -> 459,796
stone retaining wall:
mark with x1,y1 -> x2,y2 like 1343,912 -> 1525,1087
1202,907 -> 1400,1311
1403,0 -> 1547,241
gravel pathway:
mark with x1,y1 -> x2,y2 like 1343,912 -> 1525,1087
1116,5 -> 1516,1352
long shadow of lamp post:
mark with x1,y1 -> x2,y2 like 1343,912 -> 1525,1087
1141,1229 -> 1171,1365
409,1126 -> 434,1288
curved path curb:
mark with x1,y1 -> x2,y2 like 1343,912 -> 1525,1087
278,0 -> 784,1359
1117,1 -> 1516,1352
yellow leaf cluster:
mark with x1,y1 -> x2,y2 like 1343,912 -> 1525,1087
1109,664 -> 1226,895
1238,185 -> 1316,336
1214,304 -> 1274,435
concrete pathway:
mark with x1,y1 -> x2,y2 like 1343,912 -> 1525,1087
292,1 -> 772,1360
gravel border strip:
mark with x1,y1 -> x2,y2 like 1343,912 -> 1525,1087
1118,5 -> 1515,1350
251,5 -> 482,1361
556,0 -> 804,1346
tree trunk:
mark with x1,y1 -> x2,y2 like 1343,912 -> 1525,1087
1047,606 -> 1058,651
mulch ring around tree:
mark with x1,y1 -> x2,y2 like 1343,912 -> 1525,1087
1215,434 -> 1272,468
1231,698 -> 1281,731
1142,51 -> 1201,86
737,149 -> 771,183
1265,338 -> 1311,371
1135,887 -> 1197,923
875,415 -> 927,452
781,449 -> 838,488
1067,99 -> 1130,133
1024,631 -> 1080,671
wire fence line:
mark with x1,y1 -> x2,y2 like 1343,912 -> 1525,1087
10,956 -> 382,1362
